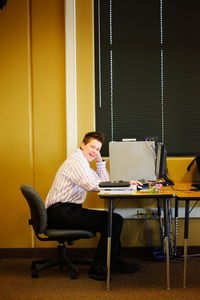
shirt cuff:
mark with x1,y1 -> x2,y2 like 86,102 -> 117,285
96,160 -> 106,170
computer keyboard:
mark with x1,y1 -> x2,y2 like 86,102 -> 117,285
139,179 -> 149,185
99,180 -> 130,188
138,179 -> 150,188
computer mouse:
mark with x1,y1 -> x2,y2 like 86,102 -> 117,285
137,185 -> 143,190
142,183 -> 149,188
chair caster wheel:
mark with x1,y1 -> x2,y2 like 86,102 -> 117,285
31,271 -> 39,278
70,272 -> 78,279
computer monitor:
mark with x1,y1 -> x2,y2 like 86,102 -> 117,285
155,143 -> 174,185
109,141 -> 157,181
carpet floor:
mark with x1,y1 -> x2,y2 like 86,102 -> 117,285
0,257 -> 200,300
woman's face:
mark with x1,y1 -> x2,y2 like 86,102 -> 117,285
80,138 -> 102,162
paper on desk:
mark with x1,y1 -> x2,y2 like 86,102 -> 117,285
99,185 -> 137,195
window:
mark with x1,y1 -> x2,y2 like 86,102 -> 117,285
94,0 -> 200,156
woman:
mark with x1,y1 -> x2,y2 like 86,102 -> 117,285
45,132 -> 140,280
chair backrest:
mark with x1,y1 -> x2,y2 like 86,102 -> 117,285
20,184 -> 47,235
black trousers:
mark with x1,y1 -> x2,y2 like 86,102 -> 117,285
47,202 -> 124,266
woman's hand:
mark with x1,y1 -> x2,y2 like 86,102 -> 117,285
130,180 -> 143,186
95,151 -> 103,162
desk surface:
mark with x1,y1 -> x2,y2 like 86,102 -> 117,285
172,182 -> 200,199
99,185 -> 175,199
99,182 -> 200,199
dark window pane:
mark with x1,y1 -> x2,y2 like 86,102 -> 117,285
95,0 -> 200,156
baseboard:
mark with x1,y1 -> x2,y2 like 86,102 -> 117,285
0,246 -> 200,259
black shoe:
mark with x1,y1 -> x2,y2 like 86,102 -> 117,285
111,261 -> 140,274
88,265 -> 107,281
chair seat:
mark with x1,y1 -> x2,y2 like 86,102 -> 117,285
45,228 -> 96,240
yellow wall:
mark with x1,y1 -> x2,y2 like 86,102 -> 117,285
0,0 -> 33,247
0,0 -> 200,250
76,0 -> 95,142
0,0 -> 66,248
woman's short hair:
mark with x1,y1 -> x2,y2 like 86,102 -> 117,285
82,132 -> 105,144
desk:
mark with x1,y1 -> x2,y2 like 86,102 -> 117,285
173,182 -> 200,288
99,186 -> 175,290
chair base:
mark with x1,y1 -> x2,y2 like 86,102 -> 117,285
31,259 -> 79,279
31,244 -> 78,279
30,244 -> 85,279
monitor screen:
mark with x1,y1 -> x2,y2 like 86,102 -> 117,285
155,143 -> 166,179
155,143 -> 174,185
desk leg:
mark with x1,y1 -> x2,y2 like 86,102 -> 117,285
173,198 -> 179,257
157,199 -> 164,248
164,236 -> 170,290
163,198 -> 170,290
107,198 -> 113,291
183,199 -> 190,289
183,239 -> 188,289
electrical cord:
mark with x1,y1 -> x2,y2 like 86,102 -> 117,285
189,200 -> 198,214
113,198 -> 122,209
138,218 -> 150,246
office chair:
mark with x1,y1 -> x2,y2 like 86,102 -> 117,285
20,184 -> 96,279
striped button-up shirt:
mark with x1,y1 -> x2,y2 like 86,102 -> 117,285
45,149 -> 109,208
